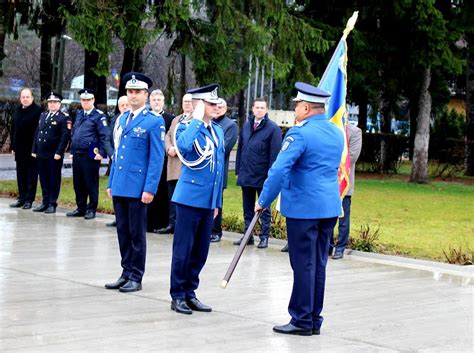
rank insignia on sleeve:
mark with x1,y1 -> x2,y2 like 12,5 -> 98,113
281,136 -> 294,151
161,131 -> 165,141
101,117 -> 108,127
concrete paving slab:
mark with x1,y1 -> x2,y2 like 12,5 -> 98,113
0,198 -> 472,352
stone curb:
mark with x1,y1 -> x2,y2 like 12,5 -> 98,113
7,199 -> 473,281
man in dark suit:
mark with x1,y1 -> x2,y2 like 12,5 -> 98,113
234,98 -> 282,249
105,72 -> 165,293
31,92 -> 71,214
9,88 -> 42,209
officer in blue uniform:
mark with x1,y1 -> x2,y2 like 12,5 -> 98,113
31,92 -> 71,214
170,84 -> 225,315
67,88 -> 114,219
255,82 -> 344,336
105,72 -> 166,293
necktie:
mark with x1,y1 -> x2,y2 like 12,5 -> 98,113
254,122 -> 258,131
207,125 -> 212,134
125,112 -> 134,129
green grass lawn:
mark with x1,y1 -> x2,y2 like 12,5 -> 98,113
1,171 -> 473,262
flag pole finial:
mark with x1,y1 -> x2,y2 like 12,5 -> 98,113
343,11 -> 359,40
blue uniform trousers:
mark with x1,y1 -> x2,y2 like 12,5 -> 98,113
113,196 -> 147,283
72,153 -> 100,212
170,203 -> 213,300
286,216 -> 338,330
242,186 -> 271,239
37,157 -> 63,207
330,196 -> 351,255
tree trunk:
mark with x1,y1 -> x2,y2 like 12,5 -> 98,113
465,33 -> 474,176
116,47 -> 145,103
39,31 -> 52,99
84,50 -> 107,105
358,93 -> 368,132
379,101 -> 392,172
410,67 -> 432,183
408,93 -> 419,160
0,3 -> 7,77
179,53 -> 187,109
133,48 -> 143,72
237,88 -> 246,129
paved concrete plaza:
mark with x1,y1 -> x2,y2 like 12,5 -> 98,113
0,198 -> 472,352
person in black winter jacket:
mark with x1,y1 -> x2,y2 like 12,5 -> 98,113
234,98 -> 281,249
9,88 -> 43,209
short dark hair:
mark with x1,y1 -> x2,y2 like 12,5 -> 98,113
252,97 -> 267,107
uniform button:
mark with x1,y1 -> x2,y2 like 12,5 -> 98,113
124,135 -> 127,138
40,131 -> 43,134
119,166 -> 122,170
139,169 -> 142,172
120,156 -> 123,159
122,145 -> 125,148
191,180 -> 195,183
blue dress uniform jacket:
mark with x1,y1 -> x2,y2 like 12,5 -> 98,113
169,117 -> 225,301
71,108 -> 114,157
171,118 -> 225,210
258,113 -> 344,331
32,111 -> 71,158
107,110 -> 166,198
258,114 -> 344,219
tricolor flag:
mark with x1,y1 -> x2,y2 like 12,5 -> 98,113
318,11 -> 358,200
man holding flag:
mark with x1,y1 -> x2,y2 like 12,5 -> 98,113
255,83 -> 343,335
255,11 -> 358,335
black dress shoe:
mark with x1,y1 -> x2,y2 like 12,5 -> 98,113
66,209 -> 85,217
233,236 -> 254,246
281,243 -> 289,252
273,323 -> 312,336
44,206 -> 56,214
84,211 -> 96,220
22,202 -> 32,209
106,220 -> 116,227
105,277 -> 128,289
32,204 -> 48,212
332,252 -> 344,260
186,298 -> 212,312
312,328 -> 321,335
210,234 -> 222,242
257,238 -> 268,249
157,225 -> 174,234
9,200 -> 24,208
171,299 -> 192,315
118,280 -> 142,292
